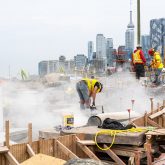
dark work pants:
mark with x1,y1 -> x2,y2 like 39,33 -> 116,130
134,64 -> 145,79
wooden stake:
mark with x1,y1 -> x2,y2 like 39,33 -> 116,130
28,123 -> 32,146
144,135 -> 152,165
163,100 -> 165,108
134,151 -> 140,165
150,98 -> 154,114
144,111 -> 148,127
5,120 -> 10,148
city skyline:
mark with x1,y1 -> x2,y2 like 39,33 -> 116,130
0,0 -> 164,77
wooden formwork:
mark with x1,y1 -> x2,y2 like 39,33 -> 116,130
1,99 -> 165,165
132,99 -> 165,128
0,133 -> 89,164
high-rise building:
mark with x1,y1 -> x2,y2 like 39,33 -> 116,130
38,60 -> 58,77
106,38 -> 114,67
106,38 -> 113,48
88,41 -> 94,63
150,18 -> 165,58
96,34 -> 106,71
125,11 -> 134,52
38,56 -> 74,76
74,54 -> 87,70
96,34 -> 106,59
141,35 -> 150,60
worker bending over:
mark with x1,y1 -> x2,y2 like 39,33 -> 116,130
148,48 -> 164,85
76,78 -> 103,110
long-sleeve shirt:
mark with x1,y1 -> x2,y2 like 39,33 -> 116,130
132,49 -> 146,64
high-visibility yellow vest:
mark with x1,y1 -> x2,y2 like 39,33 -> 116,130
133,50 -> 143,64
82,78 -> 100,93
151,52 -> 164,69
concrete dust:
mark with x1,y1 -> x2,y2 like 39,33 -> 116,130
0,71 -> 164,140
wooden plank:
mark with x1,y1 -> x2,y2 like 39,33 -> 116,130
5,120 -> 10,148
149,108 -> 165,119
5,151 -> 20,165
162,115 -> 165,127
104,144 -> 126,165
146,129 -> 165,135
10,143 -> 29,163
144,112 -> 148,126
26,144 -> 35,157
150,98 -> 154,114
76,144 -> 100,161
72,134 -> 87,159
77,140 -> 95,146
75,136 -> 100,161
158,103 -> 163,127
96,145 -> 146,158
28,123 -> 32,146
0,146 -> 9,153
0,154 -> 6,165
147,118 -> 162,128
56,140 -> 79,159
128,156 -> 134,165
144,143 -> 152,165
134,151 -> 140,165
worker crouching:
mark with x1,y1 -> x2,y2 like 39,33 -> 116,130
76,78 -> 103,110
148,48 -> 164,85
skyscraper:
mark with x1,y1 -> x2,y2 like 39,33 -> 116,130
96,34 -> 106,59
96,34 -> 106,71
150,18 -> 165,57
88,41 -> 94,63
125,11 -> 134,51
141,35 -> 150,60
106,38 -> 114,67
74,54 -> 87,70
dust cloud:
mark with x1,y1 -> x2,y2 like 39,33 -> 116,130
0,71 -> 164,133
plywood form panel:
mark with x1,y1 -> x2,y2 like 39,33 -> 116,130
39,139 -> 54,156
10,143 -> 28,163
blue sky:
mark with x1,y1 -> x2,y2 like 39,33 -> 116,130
0,0 -> 164,77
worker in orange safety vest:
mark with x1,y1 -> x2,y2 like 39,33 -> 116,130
132,45 -> 146,79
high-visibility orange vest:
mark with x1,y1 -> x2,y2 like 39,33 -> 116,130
132,50 -> 143,64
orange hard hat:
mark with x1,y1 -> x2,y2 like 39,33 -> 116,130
148,48 -> 155,55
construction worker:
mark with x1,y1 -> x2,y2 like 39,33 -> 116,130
132,45 -> 146,79
148,48 -> 164,85
76,78 -> 103,110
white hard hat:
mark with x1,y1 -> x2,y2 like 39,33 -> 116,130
136,44 -> 142,48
